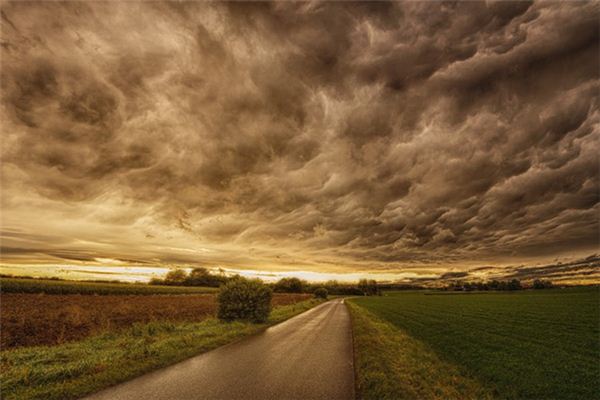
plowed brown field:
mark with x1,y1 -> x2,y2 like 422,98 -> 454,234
0,293 -> 311,348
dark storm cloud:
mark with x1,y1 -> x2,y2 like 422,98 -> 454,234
439,271 -> 471,280
503,255 -> 600,281
1,1 -> 598,276
398,255 -> 600,286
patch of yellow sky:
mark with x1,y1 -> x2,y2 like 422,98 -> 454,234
1,259 -> 597,286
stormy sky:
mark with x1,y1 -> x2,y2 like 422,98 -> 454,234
1,1 -> 599,282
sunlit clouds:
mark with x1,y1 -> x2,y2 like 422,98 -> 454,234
1,1 -> 598,283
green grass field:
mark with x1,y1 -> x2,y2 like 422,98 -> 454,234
349,287 -> 599,400
0,299 -> 323,400
0,277 -> 217,295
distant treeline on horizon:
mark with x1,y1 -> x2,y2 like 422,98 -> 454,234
147,268 -> 561,294
1,272 -> 588,295
149,268 -> 381,296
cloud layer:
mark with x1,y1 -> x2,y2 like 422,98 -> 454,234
1,1 -> 598,278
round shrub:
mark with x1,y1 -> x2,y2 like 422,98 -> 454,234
217,277 -> 272,323
314,287 -> 328,299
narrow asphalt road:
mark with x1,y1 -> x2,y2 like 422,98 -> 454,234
84,299 -> 355,400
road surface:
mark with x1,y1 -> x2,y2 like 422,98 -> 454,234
84,299 -> 355,400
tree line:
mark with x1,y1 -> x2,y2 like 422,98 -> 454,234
150,267 -> 229,287
150,267 -> 556,295
444,278 -> 554,291
150,268 -> 382,296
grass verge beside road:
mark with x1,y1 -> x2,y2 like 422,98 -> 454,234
0,298 -> 324,400
347,301 -> 492,400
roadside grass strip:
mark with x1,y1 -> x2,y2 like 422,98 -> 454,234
347,301 -> 493,400
0,299 -> 323,400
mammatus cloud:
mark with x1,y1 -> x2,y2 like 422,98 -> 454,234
1,1 -> 598,280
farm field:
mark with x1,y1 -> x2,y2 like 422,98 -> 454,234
0,293 -> 321,400
0,277 -> 217,295
1,292 -> 311,348
349,287 -> 599,400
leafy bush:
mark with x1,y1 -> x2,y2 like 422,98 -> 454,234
217,277 -> 272,323
314,287 -> 328,299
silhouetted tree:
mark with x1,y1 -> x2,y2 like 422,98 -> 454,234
164,269 -> 187,285
507,279 -> 522,291
273,277 -> 306,293
533,279 -> 553,289
358,279 -> 380,296
185,267 -> 227,287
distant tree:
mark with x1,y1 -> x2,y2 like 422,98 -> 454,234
189,267 -> 209,277
164,269 -> 188,285
358,279 -> 380,296
273,277 -> 306,293
507,279 -> 522,291
445,279 -> 526,292
321,280 -> 364,296
533,279 -> 553,289
149,277 -> 164,286
358,279 -> 368,295
185,267 -> 227,287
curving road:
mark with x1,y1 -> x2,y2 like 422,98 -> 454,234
84,299 -> 355,400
